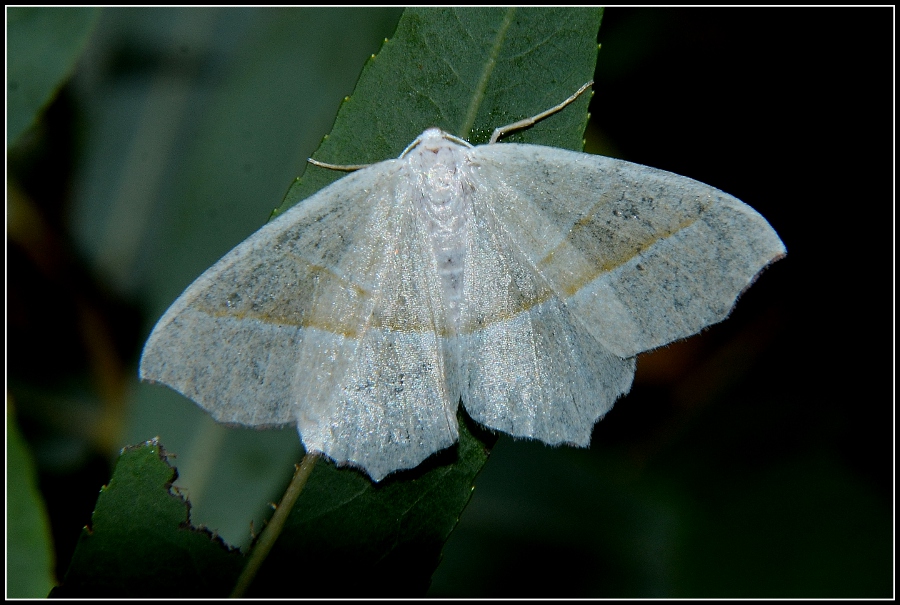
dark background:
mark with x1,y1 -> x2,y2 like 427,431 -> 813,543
7,8 -> 892,598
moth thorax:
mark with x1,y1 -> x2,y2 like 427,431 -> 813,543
411,146 -> 470,334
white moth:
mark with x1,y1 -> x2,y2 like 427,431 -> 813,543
140,82 -> 785,481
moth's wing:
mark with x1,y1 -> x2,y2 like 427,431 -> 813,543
140,166 -> 394,426
290,172 -> 459,481
457,168 -> 636,446
471,143 -> 786,359
140,162 -> 458,480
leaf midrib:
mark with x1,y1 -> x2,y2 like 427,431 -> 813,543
457,7 -> 516,138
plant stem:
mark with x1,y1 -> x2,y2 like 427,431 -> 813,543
229,452 -> 318,598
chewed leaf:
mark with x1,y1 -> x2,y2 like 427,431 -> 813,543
51,440 -> 245,597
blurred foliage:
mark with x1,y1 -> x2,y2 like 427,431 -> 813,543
6,7 -> 893,598
7,7 -> 100,146
6,400 -> 56,598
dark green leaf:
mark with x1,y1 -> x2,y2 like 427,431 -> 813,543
7,7 -> 100,147
248,413 -> 497,597
248,7 -> 603,597
51,440 -> 244,597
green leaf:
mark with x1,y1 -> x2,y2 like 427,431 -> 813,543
248,413 -> 497,597
278,7 -> 602,215
249,7 -> 603,596
51,440 -> 245,597
7,7 -> 100,147
6,400 -> 56,598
